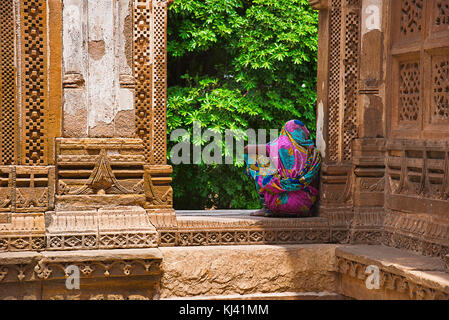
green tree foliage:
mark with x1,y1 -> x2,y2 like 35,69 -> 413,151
167,0 -> 318,209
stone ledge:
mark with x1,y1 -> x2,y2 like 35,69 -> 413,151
0,248 -> 163,300
0,248 -> 162,266
39,248 -> 162,262
176,215 -> 328,229
0,248 -> 163,283
160,211 -> 330,246
335,245 -> 449,300
159,244 -> 340,299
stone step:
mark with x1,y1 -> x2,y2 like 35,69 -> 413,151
335,245 -> 449,300
158,244 -> 340,299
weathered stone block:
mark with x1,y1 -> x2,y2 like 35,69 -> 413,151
159,244 -> 340,299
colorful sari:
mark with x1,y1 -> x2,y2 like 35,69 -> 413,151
244,120 -> 321,217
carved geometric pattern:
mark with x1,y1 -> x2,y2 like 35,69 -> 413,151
47,232 -> 159,251
327,1 -> 361,163
432,56 -> 449,120
387,143 -> 449,200
21,0 -> 47,165
99,232 -> 157,249
0,0 -> 16,165
346,0 -> 360,6
434,0 -> 449,30
159,229 -> 331,246
342,10 -> 360,161
399,0 -> 423,37
0,236 -> 45,252
328,5 -> 342,162
398,62 -> 420,122
152,1 -> 168,165
383,211 -> 449,259
144,165 -> 173,208
0,168 -> 13,212
134,0 -> 153,163
0,166 -> 52,213
134,0 -> 168,165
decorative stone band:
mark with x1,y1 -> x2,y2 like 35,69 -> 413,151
159,216 -> 331,246
0,236 -> 46,252
46,208 -> 158,251
5,257 -> 162,282
336,256 -> 449,299
0,249 -> 162,300
157,213 -> 388,247
335,245 -> 449,300
160,229 -> 331,247
0,251 -> 162,283
382,210 -> 449,259
0,212 -> 46,252
382,231 -> 449,260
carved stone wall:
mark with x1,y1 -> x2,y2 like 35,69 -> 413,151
383,0 -> 449,258
0,249 -> 162,300
311,0 -> 449,260
0,0 -> 62,253
314,0 -> 366,242
134,0 -> 169,165
0,0 -> 174,254
0,0 -> 17,166
0,0 -> 170,299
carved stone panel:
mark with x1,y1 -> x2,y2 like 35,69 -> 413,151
0,166 -> 54,213
20,0 -> 48,165
134,0 -> 169,165
325,0 -> 361,164
55,138 -> 146,211
0,0 -> 17,166
390,0 -> 449,139
386,140 -> 449,213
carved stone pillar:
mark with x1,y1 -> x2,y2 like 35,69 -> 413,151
349,0 -> 386,244
0,0 -> 62,251
312,0 -> 364,243
312,0 -> 387,244
0,0 -> 167,299
134,0 -> 176,231
0,0 -> 176,249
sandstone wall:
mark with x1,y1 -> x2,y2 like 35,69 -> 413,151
63,0 -> 135,138
158,244 -> 340,299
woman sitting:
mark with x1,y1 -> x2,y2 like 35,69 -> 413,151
244,120 -> 321,217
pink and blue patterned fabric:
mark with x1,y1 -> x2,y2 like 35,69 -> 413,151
244,120 -> 321,217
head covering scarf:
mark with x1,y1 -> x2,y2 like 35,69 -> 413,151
244,120 -> 321,216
